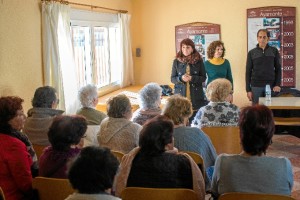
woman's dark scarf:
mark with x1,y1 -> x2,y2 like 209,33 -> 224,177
177,51 -> 201,64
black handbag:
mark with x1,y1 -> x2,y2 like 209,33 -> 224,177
160,85 -> 173,96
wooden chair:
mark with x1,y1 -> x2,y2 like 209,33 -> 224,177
121,187 -> 198,200
201,126 -> 241,154
0,187 -> 5,200
32,177 -> 75,200
111,150 -> 125,162
181,151 -> 205,179
219,192 -> 295,200
32,144 -> 47,159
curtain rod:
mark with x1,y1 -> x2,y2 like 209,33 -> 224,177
41,0 -> 128,13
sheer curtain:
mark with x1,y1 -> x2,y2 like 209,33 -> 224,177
119,13 -> 135,87
42,2 -> 79,114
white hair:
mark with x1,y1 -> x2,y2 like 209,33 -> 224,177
139,82 -> 162,109
78,84 -> 98,107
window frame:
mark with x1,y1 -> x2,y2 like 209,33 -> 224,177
70,15 -> 121,96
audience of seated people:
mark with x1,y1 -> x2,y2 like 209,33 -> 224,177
191,78 -> 240,128
97,94 -> 142,154
39,115 -> 87,178
0,96 -> 35,200
66,146 -> 120,200
0,84 -> 295,200
114,115 -> 205,200
76,84 -> 107,125
162,94 -> 217,190
211,105 -> 293,198
23,86 -> 64,145
131,82 -> 162,125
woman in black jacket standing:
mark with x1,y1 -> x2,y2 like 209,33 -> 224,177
171,38 -> 206,122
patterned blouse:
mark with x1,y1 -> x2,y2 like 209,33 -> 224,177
191,101 -> 240,128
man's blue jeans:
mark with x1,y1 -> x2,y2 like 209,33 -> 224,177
251,87 -> 265,105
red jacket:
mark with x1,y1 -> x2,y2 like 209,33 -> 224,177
0,133 -> 33,200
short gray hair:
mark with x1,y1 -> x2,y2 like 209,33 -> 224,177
139,83 -> 162,109
78,84 -> 98,107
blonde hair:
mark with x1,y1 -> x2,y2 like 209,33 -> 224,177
206,78 -> 232,102
162,94 -> 193,125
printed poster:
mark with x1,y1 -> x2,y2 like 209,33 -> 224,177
247,7 -> 296,87
175,22 -> 221,61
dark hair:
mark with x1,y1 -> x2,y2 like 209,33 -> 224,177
176,38 -> 202,60
206,40 -> 226,59
139,115 -> 174,156
48,115 -> 87,151
68,146 -> 119,194
257,29 -> 270,37
32,86 -> 57,108
0,96 -> 24,133
106,94 -> 131,118
239,105 -> 274,155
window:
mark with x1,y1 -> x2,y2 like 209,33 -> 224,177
70,10 -> 121,93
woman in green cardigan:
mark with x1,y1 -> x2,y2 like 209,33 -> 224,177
205,40 -> 233,102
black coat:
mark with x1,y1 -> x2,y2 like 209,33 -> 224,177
171,59 -> 206,110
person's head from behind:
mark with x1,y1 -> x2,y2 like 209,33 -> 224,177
32,86 -> 58,109
139,82 -> 162,110
139,115 -> 174,156
239,105 -> 274,155
207,40 -> 226,59
107,94 -> 132,119
78,84 -> 98,108
162,94 -> 192,125
206,78 -> 232,102
68,146 -> 119,194
177,38 -> 196,57
0,96 -> 25,132
48,115 -> 87,151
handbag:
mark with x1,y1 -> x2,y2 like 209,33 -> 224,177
160,85 -> 173,96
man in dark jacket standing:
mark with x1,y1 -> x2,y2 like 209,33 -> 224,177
246,29 -> 281,105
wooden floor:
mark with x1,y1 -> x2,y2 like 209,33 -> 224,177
96,85 -> 168,113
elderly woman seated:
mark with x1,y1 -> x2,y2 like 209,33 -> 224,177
76,84 -> 107,125
0,96 -> 35,200
191,78 -> 240,128
132,82 -> 162,125
66,146 -> 120,200
162,94 -> 217,190
211,105 -> 293,198
114,115 -> 205,200
39,115 -> 87,178
97,94 -> 142,154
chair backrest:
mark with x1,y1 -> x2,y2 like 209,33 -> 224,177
121,187 -> 198,200
32,177 -> 75,200
0,187 -> 5,200
219,192 -> 295,200
111,150 -> 125,162
201,126 -> 241,154
83,125 -> 101,147
180,151 -> 205,179
32,144 -> 47,159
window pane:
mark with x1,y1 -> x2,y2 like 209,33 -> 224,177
93,27 -> 109,87
71,26 -> 92,86
109,27 -> 121,83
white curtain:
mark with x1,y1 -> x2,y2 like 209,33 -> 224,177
42,2 -> 80,114
119,13 -> 135,87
